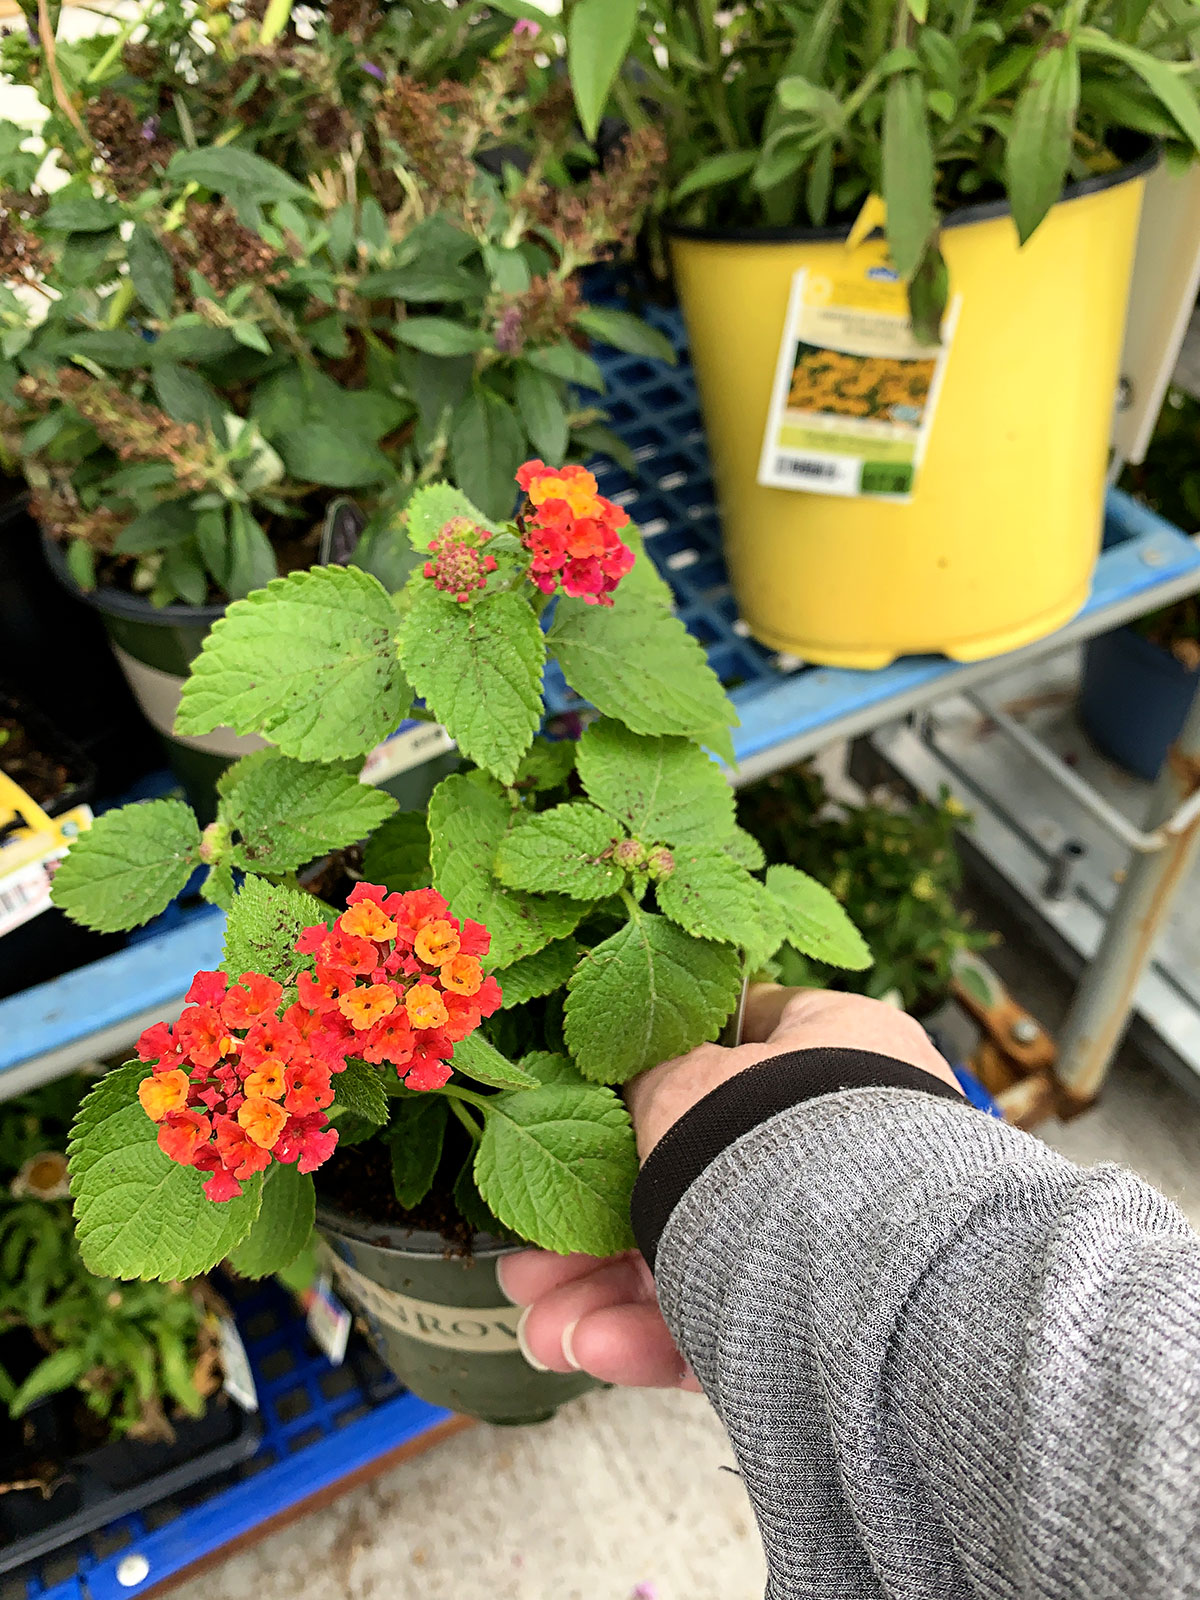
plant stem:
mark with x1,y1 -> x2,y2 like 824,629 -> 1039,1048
619,886 -> 643,918
439,1081 -> 492,1112
446,1095 -> 483,1143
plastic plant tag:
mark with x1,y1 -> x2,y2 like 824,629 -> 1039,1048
302,1274 -> 352,1368
757,240 -> 959,502
216,1312 -> 259,1412
360,719 -> 455,786
0,772 -> 92,939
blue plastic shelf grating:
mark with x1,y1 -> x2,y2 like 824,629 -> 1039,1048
3,1276 -> 450,1600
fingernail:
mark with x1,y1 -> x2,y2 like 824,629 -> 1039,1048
495,1256 -> 521,1306
516,1306 -> 550,1372
561,1319 -> 581,1371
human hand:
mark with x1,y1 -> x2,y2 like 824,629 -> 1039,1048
498,986 -> 960,1385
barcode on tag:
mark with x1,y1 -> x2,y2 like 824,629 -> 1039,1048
770,453 -> 859,495
775,457 -> 838,479
0,859 -> 55,939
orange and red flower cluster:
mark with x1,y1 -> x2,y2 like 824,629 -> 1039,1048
422,516 -> 499,604
516,460 -> 634,606
135,885 -> 501,1203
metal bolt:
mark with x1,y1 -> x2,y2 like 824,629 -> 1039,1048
1141,546 -> 1167,567
117,1554 -> 150,1587
1011,1018 -> 1040,1046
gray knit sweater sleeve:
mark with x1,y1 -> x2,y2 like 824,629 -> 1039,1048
646,1080 -> 1200,1599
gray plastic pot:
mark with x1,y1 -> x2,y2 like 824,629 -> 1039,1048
315,1201 -> 597,1424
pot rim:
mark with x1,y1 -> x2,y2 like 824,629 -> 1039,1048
1100,621 -> 1200,676
40,528 -> 226,626
315,1197 -> 517,1260
665,144 -> 1159,246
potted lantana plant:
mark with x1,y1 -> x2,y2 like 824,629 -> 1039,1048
0,0 -> 668,811
50,458 -> 870,1424
541,0 -> 1200,666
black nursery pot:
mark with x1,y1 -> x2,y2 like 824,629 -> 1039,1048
316,1201 -> 597,1425
41,536 -> 257,822
0,1382 -> 259,1574
0,689 -> 122,998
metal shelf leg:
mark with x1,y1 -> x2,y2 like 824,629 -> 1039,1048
1057,677 -> 1200,1109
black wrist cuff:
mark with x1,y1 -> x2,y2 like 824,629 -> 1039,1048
630,1048 -> 964,1269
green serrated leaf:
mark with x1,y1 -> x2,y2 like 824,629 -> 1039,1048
564,910 -> 741,1083
227,1163 -> 315,1278
223,874 -> 331,984
494,802 -> 623,899
176,565 -> 410,761
428,774 -> 582,967
453,1032 -> 540,1090
518,1050 -> 587,1087
50,800 -> 202,933
765,863 -> 872,971
387,1093 -> 448,1209
724,825 -> 767,872
334,1059 -> 389,1125
221,751 -> 396,873
494,938 -> 579,1008
576,719 -> 735,846
549,594 -> 736,744
513,737 -> 576,793
474,1084 -> 637,1253
361,810 -> 431,892
404,482 -> 496,551
656,848 -> 785,967
399,588 -> 543,784
69,1062 -> 262,1280
201,860 -> 236,909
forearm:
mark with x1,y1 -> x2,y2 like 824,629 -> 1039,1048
637,1062 -> 1200,1599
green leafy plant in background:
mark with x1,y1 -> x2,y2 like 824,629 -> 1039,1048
738,762 -> 994,1014
540,0 -> 1200,336
1119,385 -> 1200,666
52,461 -> 870,1282
0,0 -> 669,604
0,1077 -> 217,1443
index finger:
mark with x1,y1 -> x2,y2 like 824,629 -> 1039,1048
496,1249 -> 637,1307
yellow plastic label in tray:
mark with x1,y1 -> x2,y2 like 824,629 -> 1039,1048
0,771 -> 92,940
757,238 -> 959,502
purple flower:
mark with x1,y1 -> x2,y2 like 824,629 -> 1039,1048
140,116 -> 159,143
361,60 -> 386,82
513,17 -> 540,37
493,306 -> 523,355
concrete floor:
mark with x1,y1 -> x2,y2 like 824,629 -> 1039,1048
176,890 -> 1200,1600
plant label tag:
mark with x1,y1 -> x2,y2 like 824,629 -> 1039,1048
757,247 -> 959,502
217,1314 -> 259,1412
0,773 -> 92,939
303,1275 -> 352,1367
360,719 -> 455,786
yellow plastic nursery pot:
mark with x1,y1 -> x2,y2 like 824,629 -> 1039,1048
669,151 -> 1156,668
